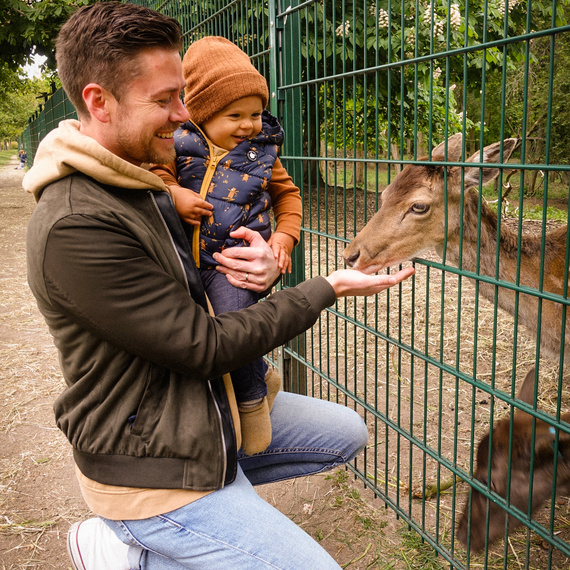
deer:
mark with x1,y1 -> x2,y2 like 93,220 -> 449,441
456,367 -> 570,552
343,133 -> 570,363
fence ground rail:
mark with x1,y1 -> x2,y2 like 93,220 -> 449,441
21,0 -> 570,567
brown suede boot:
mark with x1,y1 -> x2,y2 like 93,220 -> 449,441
265,366 -> 282,410
239,367 -> 282,455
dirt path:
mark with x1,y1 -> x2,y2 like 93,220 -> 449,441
0,156 -> 396,569
0,157 -> 88,569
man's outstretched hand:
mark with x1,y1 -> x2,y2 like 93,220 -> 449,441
325,266 -> 415,298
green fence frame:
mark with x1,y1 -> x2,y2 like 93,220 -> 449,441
21,0 -> 570,567
21,86 -> 77,165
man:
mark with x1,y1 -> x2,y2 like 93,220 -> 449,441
24,3 -> 414,568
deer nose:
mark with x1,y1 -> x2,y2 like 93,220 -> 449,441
344,250 -> 360,267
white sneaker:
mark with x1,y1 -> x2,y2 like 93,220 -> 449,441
67,518 -> 132,570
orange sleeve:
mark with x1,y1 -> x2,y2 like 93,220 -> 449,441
269,158 -> 303,245
149,160 -> 178,187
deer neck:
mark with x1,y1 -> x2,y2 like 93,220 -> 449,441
443,189 -> 525,284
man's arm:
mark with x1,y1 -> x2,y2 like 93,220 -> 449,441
214,227 -> 415,295
41,216 -> 336,380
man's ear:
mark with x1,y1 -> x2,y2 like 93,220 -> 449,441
82,83 -> 115,123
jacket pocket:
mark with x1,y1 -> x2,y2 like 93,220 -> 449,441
129,364 -> 166,441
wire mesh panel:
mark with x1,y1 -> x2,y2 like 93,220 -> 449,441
21,0 -> 570,566
21,86 -> 77,164
283,2 -> 569,567
275,0 -> 570,566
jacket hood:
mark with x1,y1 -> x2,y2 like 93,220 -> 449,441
23,119 -> 169,201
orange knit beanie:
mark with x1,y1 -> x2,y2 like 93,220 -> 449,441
183,36 -> 269,125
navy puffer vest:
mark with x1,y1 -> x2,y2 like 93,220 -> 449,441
175,110 -> 284,268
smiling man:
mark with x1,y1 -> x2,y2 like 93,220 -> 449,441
80,47 -> 187,166
24,3 -> 414,569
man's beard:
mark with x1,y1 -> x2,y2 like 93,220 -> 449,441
116,128 -> 176,166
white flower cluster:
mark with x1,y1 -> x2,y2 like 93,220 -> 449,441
423,4 -> 444,36
497,0 -> 519,16
368,5 -> 390,27
422,3 -> 434,23
378,8 -> 390,27
450,3 -> 461,29
433,66 -> 442,79
336,20 -> 351,37
434,19 -> 444,36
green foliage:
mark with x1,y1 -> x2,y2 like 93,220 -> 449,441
547,32 -> 570,166
274,0 -> 569,154
0,0 -> 92,140
0,0 -> 95,71
0,65 -> 56,139
469,20 -> 570,165
523,204 -> 568,220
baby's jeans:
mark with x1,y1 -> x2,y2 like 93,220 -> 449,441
200,268 -> 268,402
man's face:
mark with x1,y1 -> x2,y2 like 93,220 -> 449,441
108,48 -> 189,166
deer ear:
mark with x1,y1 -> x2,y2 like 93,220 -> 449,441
431,132 -> 463,160
476,432 -> 490,466
463,138 -> 519,189
517,367 -> 537,406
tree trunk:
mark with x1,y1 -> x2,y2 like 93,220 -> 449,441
390,143 -> 402,175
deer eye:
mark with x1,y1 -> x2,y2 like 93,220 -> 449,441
410,203 -> 430,214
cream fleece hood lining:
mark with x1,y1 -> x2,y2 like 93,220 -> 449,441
23,119 -> 170,201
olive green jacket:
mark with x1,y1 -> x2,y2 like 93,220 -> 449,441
25,120 -> 336,490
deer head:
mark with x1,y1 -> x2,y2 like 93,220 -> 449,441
457,368 -> 570,552
343,134 -> 518,273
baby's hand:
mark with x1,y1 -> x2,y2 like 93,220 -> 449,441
268,232 -> 295,274
169,184 -> 213,225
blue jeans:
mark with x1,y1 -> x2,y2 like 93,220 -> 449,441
103,391 -> 369,569
200,268 -> 267,402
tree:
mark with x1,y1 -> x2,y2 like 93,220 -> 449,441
0,63 -> 57,141
0,0 -> 94,71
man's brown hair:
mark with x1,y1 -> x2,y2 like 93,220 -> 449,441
55,1 -> 183,118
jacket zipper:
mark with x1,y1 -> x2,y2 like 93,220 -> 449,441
191,130 -> 229,267
193,154 -> 220,265
208,379 -> 227,487
149,191 -> 228,486
150,192 -> 191,296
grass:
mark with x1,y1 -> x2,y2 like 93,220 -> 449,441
482,181 -> 568,221
395,529 -> 446,570
317,468 -> 468,569
0,149 -> 19,168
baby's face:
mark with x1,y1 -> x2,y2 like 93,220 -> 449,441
201,95 -> 264,150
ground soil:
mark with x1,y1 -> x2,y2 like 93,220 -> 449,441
2,153 -> 570,569
0,156 -> 399,570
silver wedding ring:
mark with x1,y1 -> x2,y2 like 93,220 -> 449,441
245,273 -> 249,282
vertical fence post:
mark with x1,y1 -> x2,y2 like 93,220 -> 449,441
273,0 -> 308,394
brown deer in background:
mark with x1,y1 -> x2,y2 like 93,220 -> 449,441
343,133 -> 569,362
456,367 -> 570,552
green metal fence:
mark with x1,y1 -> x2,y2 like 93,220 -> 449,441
22,0 -> 570,566
20,86 -> 77,164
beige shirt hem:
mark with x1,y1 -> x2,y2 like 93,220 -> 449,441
75,465 -> 212,520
